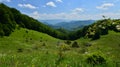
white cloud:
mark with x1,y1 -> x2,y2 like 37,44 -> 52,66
56,0 -> 63,3
31,11 -> 41,19
30,11 -> 120,20
30,11 -> 87,20
0,0 -> 11,2
18,4 -> 37,9
46,1 -> 56,7
96,3 -> 114,10
72,8 -> 84,13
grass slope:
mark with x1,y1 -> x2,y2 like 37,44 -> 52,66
77,31 -> 120,64
89,31 -> 120,62
0,28 -> 60,53
0,29 -> 120,67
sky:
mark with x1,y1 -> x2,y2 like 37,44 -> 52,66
1,0 -> 120,20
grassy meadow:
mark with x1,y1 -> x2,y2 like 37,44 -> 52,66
0,28 -> 120,67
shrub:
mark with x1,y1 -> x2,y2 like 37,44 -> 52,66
56,46 -> 65,65
25,30 -> 28,33
59,44 -> 70,51
40,40 -> 42,42
72,41 -> 79,48
30,38 -> 32,40
17,48 -> 23,52
92,31 -> 100,40
84,43 -> 92,47
42,43 -> 46,46
119,44 -> 120,47
64,40 -> 71,45
86,54 -> 106,65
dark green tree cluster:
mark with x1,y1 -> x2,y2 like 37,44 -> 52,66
68,26 -> 89,40
0,3 -> 16,37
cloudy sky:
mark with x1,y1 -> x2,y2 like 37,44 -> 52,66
1,0 -> 120,20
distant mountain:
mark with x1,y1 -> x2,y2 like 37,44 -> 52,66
40,19 -> 70,25
48,20 -> 95,30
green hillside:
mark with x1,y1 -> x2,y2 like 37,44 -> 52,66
0,28 -> 120,67
0,28 -> 60,53
77,31 -> 120,62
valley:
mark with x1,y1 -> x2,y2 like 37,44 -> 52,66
41,20 -> 95,31
0,3 -> 120,67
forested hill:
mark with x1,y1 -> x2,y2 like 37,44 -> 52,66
0,3 -> 68,39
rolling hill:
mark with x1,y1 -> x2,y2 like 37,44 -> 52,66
0,28 -> 120,66
0,28 -> 60,52
0,3 -> 120,67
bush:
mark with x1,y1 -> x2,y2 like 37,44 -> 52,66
55,49 -> 64,65
59,44 -> 70,51
84,43 -> 92,47
64,40 -> 71,45
17,48 -> 23,52
25,30 -> 28,33
86,54 -> 106,65
92,31 -> 100,40
42,43 -> 46,46
72,41 -> 79,48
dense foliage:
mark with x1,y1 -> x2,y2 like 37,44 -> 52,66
0,3 -> 16,36
86,54 -> 106,65
71,19 -> 120,40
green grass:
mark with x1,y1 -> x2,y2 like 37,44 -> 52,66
0,28 -> 60,52
77,31 -> 120,64
0,28 -> 120,67
90,31 -> 120,62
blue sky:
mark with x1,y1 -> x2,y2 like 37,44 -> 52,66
1,0 -> 120,20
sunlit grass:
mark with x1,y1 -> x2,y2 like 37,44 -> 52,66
0,29 -> 120,67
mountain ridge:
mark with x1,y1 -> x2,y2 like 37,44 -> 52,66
41,20 -> 95,31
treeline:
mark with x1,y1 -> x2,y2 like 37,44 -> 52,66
0,3 -> 120,40
0,3 -> 67,39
